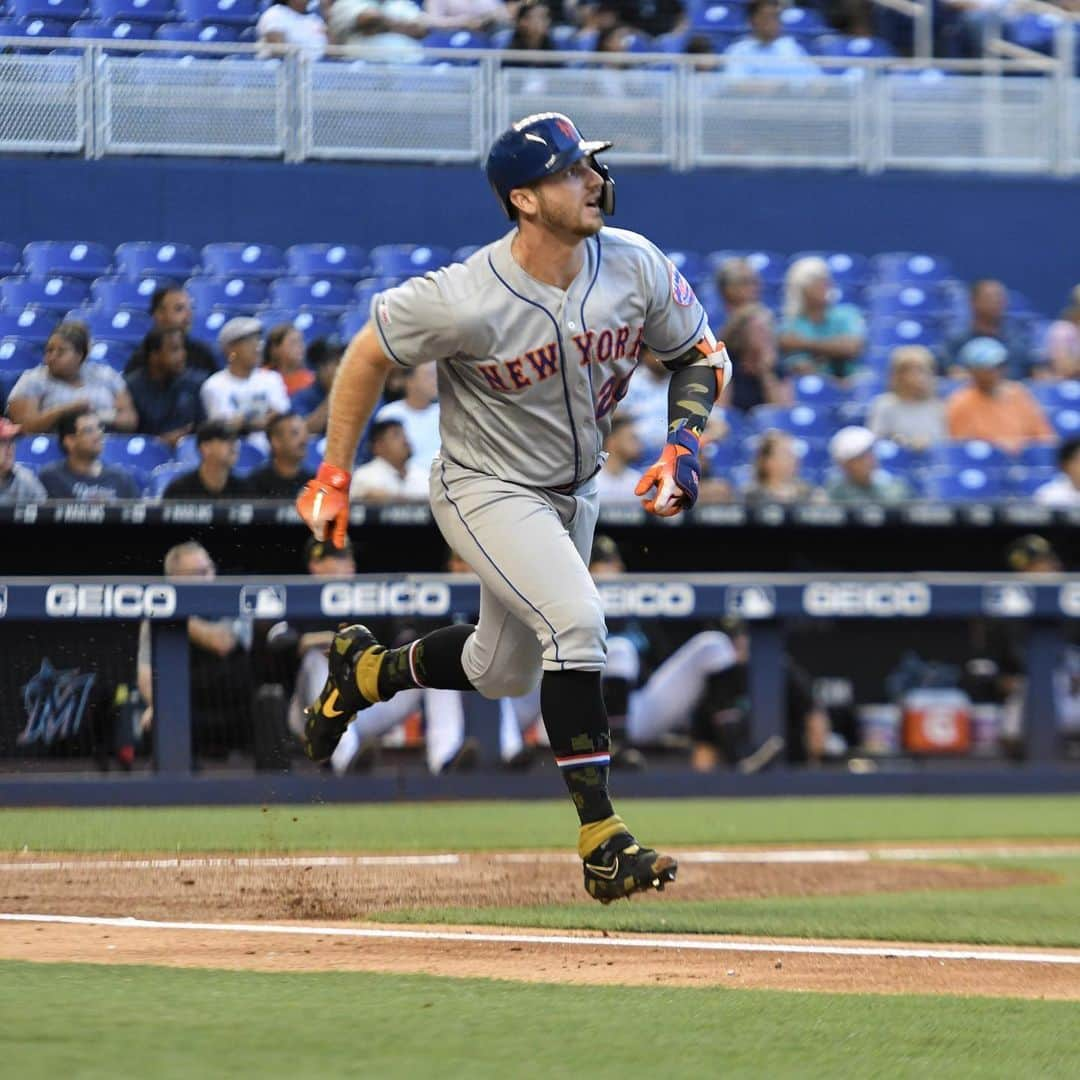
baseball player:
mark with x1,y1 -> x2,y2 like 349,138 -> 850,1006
297,112 -> 732,903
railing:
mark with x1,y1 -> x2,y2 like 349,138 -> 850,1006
0,38 -> 1076,175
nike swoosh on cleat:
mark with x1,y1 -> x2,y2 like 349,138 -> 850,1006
323,689 -> 344,718
584,857 -> 620,881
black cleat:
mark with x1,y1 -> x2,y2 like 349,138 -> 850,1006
304,623 -> 386,763
582,832 -> 678,904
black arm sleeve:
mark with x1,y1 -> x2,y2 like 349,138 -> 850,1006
667,363 -> 719,440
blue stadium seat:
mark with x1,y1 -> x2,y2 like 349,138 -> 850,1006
1016,442 -> 1059,468
154,19 -> 237,41
701,437 -> 742,473
452,245 -> 482,264
66,305 -> 152,342
422,28 -> 488,48
788,251 -> 869,285
0,275 -> 89,313
1030,379 -> 1080,411
692,2 -> 747,33
269,277 -> 354,313
369,244 -> 451,280
15,434 -> 63,469
114,240 -> 200,280
750,403 -> 835,438
873,438 -> 929,474
792,373 -> 848,406
185,276 -> 268,312
234,439 -> 267,475
654,29 -> 690,52
1007,465 -> 1056,497
790,435 -> 830,470
812,33 -> 894,58
867,284 -> 944,319
22,240 -> 111,280
190,308 -> 229,345
200,242 -> 286,281
707,249 -> 786,283
256,308 -> 340,344
92,0 -> 173,23
101,433 -> 172,483
925,467 -> 1003,501
145,460 -> 188,496
69,17 -> 157,43
1050,408 -> 1080,438
0,338 -> 40,372
930,440 -> 1012,471
173,434 -> 199,467
0,308 -> 56,344
0,242 -> 19,277
872,252 -> 953,285
11,0 -> 85,22
90,274 -> 163,312
338,308 -> 367,341
1002,12 -> 1061,56
489,26 -> 511,48
87,337 -> 136,372
779,6 -> 825,33
286,244 -> 369,281
868,318 -> 942,351
176,0 -> 257,23
664,250 -> 707,283
6,16 -> 71,42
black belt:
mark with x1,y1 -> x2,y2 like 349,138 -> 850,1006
544,462 -> 602,496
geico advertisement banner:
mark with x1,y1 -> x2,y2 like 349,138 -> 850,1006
320,581 -> 454,618
802,581 -> 932,617
597,583 -> 696,617
46,584 -> 178,618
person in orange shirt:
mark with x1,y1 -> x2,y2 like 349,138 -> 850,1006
945,337 -> 1054,453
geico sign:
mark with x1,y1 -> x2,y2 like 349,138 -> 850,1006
599,583 -> 695,617
46,584 -> 177,618
802,582 -> 932,617
320,581 -> 451,618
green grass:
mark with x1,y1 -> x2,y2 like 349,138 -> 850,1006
374,857 -> 1080,947
3,795 -> 1080,854
1,961 -> 1078,1079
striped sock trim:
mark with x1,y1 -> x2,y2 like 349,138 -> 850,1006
554,751 -> 611,769
407,640 -> 426,689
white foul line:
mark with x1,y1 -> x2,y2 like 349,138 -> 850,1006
2,912 -> 1080,967
0,855 -> 460,873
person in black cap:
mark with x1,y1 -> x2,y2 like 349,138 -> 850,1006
162,420 -> 252,499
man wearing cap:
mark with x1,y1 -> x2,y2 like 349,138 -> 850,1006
826,424 -> 910,503
200,317 -> 290,446
945,337 -> 1053,452
162,419 -> 251,499
0,417 -> 46,503
1034,438 -> 1080,508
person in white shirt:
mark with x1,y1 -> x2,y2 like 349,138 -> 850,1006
375,363 -> 440,474
350,418 -> 429,501
724,0 -> 819,80
200,317 -> 290,451
595,414 -> 644,502
256,0 -> 328,57
1034,438 -> 1080,507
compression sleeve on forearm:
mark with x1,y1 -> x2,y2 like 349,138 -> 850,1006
666,362 -> 720,440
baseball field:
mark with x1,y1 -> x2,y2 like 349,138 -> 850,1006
3,794 -> 1080,1078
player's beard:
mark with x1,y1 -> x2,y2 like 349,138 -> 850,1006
535,191 -> 603,240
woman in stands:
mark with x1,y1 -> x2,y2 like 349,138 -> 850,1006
264,323 -> 315,398
1038,284 -> 1080,382
742,428 -> 821,505
721,301 -> 790,413
867,344 -> 946,451
778,256 -> 867,380
6,320 -> 136,434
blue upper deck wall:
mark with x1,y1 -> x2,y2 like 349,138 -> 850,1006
3,156 -> 1076,315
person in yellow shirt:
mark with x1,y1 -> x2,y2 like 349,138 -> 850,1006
945,337 -> 1054,453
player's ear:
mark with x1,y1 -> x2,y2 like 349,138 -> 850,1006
508,186 -> 536,220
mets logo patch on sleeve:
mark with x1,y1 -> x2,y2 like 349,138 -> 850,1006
377,298 -> 392,326
669,262 -> 696,307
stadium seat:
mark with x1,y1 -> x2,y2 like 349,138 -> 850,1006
1030,380 -> 1080,410
792,373 -> 848,406
812,34 -> 894,58
868,318 -> 942,351
1007,465 -> 1056,497
749,403 -> 835,438
190,308 -> 229,345
11,0 -> 85,22
1016,442 -> 1059,468
872,252 -> 953,285
369,244 -> 451,280
873,438 -> 929,474
338,308 -> 368,341
114,240 -> 200,280
21,240 -> 111,281
6,16 -> 71,42
154,20 -> 238,41
779,6 -> 826,34
234,439 -> 267,475
422,28 -> 488,48
14,433 -> 63,469
925,467 -> 1003,501
69,18 -> 158,44
0,308 -> 56,344
790,436 -> 830,470
185,276 -> 268,312
0,275 -> 89,313
175,0 -> 258,24
1050,408 -> 1080,438
66,305 -> 152,342
930,440 -> 1012,471
707,249 -> 786,283
200,242 -> 286,281
692,2 -> 747,33
664,250 -> 707,283
268,277 -> 354,313
101,433 -> 173,479
701,437 -> 742,473
451,245 -> 482,264
87,337 -> 136,372
1002,12 -> 1061,56
867,284 -> 944,319
92,0 -> 173,23
285,244 -> 369,281
788,251 -> 869,286
144,460 -> 188,496
256,308 -> 340,344
0,338 -> 40,372
89,274 -> 162,312
0,243 -> 19,277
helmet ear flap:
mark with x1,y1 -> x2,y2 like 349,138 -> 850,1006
592,157 -> 616,216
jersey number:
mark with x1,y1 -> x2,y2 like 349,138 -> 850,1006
595,371 -> 633,420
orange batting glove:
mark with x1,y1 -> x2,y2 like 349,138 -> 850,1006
634,428 -> 701,518
296,463 -> 351,547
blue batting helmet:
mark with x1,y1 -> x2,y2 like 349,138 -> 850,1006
485,112 -> 615,220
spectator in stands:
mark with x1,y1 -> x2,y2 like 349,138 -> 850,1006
945,337 -> 1054,452
293,336 -> 344,434
246,413 -> 314,498
124,327 -> 205,448
6,320 -> 136,435
716,257 -> 763,319
1034,438 -> 1080,508
825,424 -> 910,503
137,541 -> 254,761
423,0 -> 511,31
125,285 -> 218,378
256,0 -> 329,57
327,0 -> 427,59
722,302 -> 789,412
867,345 -> 947,451
350,417 -> 428,501
162,419 -> 251,499
0,418 -> 46,504
743,428 -> 820,505
778,257 -> 866,379
595,414 -> 643,501
1038,284 -> 1080,381
263,323 -> 315,398
504,0 -> 556,58
200,318 -> 290,444
724,0 -> 818,80
945,279 -> 1031,379
374,363 -> 440,474
620,348 -> 669,444
39,406 -> 141,501
585,0 -> 685,37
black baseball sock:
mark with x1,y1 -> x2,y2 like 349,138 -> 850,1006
376,624 -> 476,697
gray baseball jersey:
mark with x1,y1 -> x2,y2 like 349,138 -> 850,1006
371,226 -> 709,490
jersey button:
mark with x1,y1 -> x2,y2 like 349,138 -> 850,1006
567,321 -> 577,330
